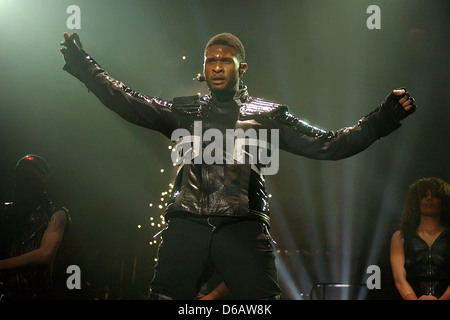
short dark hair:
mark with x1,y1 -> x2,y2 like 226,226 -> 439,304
205,32 -> 246,63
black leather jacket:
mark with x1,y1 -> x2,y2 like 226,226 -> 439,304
63,49 -> 409,226
404,228 -> 450,298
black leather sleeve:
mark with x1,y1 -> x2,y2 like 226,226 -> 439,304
62,49 -> 179,138
272,99 -> 406,160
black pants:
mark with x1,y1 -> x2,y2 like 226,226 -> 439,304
149,216 -> 281,300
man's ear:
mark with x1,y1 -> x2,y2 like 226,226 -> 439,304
239,62 -> 248,77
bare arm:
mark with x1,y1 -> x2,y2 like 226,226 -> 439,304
0,210 -> 67,271
390,230 -> 418,300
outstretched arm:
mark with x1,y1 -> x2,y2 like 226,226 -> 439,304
60,32 -> 178,138
0,210 -> 67,271
276,87 -> 417,160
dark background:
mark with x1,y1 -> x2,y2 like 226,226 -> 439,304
0,0 -> 448,300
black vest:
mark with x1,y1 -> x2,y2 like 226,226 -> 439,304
0,200 -> 69,299
404,228 -> 450,298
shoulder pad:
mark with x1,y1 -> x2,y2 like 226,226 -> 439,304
240,97 -> 288,117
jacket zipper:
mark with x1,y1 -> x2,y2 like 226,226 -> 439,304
428,247 -> 432,295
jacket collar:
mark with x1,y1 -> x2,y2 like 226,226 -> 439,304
208,84 -> 249,103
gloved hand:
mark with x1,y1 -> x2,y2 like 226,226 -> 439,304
59,32 -> 84,62
383,88 -> 417,122
59,32 -> 101,83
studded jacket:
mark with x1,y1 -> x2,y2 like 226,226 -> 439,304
62,49 -> 411,226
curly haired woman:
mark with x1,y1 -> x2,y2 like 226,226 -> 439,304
390,177 -> 450,300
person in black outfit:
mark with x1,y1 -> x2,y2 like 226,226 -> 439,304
0,154 -> 70,299
390,177 -> 450,300
60,31 -> 416,300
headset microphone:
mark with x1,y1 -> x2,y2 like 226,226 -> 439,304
193,73 -> 205,82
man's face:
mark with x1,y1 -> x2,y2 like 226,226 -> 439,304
203,45 -> 242,95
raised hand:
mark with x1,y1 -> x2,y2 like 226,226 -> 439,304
60,32 -> 83,61
384,88 -> 417,121
392,88 -> 415,112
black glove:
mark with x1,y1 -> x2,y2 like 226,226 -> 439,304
60,33 -> 101,83
60,32 -> 84,62
382,88 -> 417,122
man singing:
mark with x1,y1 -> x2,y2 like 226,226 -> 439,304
60,32 -> 416,300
